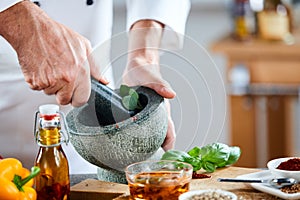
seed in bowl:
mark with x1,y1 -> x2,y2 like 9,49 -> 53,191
281,183 -> 300,194
187,191 -> 234,200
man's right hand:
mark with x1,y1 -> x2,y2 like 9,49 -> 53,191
0,1 -> 108,107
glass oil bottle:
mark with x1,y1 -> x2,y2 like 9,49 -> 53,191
34,104 -> 70,200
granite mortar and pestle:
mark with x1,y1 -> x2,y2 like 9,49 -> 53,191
66,78 -> 168,183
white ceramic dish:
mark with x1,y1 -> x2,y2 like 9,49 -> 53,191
179,189 -> 237,200
238,170 -> 300,200
267,157 -> 300,181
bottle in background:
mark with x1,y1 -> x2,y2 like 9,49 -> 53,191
232,0 -> 256,41
34,104 -> 70,200
257,0 -> 294,43
292,0 -> 300,29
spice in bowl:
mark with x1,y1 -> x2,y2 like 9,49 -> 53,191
179,189 -> 237,200
267,157 -> 300,182
277,158 -> 300,171
277,158 -> 300,194
188,191 -> 234,200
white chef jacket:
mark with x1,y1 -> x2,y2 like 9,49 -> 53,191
0,0 -> 190,173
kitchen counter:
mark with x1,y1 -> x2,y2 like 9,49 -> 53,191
70,167 -> 288,199
70,174 -> 98,186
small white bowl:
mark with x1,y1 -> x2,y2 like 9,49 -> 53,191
179,189 -> 237,200
267,157 -> 300,181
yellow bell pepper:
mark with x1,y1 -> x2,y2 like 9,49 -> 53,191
0,158 -> 40,200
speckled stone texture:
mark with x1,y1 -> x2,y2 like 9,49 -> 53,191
66,86 -> 168,183
96,148 -> 165,183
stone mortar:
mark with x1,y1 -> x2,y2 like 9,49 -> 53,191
66,86 -> 168,183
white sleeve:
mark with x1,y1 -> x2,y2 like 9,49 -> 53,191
0,0 -> 23,12
126,0 -> 191,49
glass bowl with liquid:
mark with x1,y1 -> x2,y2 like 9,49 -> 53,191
125,160 -> 193,200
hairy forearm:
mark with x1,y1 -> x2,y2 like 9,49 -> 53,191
0,1 -> 36,49
0,1 -> 22,45
128,20 -> 164,64
0,0 -> 99,106
0,1 -> 29,43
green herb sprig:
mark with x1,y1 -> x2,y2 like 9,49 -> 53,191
120,85 -> 143,111
161,142 -> 241,173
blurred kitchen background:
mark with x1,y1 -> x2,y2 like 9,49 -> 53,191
110,0 -> 300,168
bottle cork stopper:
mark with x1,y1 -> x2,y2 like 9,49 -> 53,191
39,104 -> 59,115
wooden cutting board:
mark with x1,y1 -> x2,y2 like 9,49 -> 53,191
70,167 -> 279,200
70,179 -> 129,200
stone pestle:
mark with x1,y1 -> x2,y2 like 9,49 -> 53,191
87,78 -> 136,126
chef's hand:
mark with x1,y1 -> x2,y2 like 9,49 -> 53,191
0,1 -> 108,107
123,59 -> 176,151
123,20 -> 176,151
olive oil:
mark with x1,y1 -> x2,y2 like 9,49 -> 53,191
128,171 -> 190,200
34,104 -> 70,200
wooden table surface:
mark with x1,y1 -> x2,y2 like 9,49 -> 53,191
70,167 -> 284,200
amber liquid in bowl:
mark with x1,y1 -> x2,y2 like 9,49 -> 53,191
128,171 -> 190,200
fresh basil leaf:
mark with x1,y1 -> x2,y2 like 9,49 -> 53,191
128,88 -> 135,95
192,163 -> 202,171
161,143 -> 241,173
188,146 -> 201,157
162,150 -> 202,172
184,157 -> 202,171
120,85 -> 143,111
200,143 -> 230,164
161,150 -> 191,162
129,88 -> 139,100
226,146 -> 241,165
121,96 -> 130,110
122,95 -> 138,110
120,85 -> 131,97
202,161 -> 216,173
216,161 -> 227,168
197,144 -> 211,156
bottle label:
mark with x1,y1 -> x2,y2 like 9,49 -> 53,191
258,11 -> 289,40
39,117 -> 60,129
36,116 -> 62,146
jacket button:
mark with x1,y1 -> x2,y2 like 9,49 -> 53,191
33,1 -> 41,7
86,0 -> 94,6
